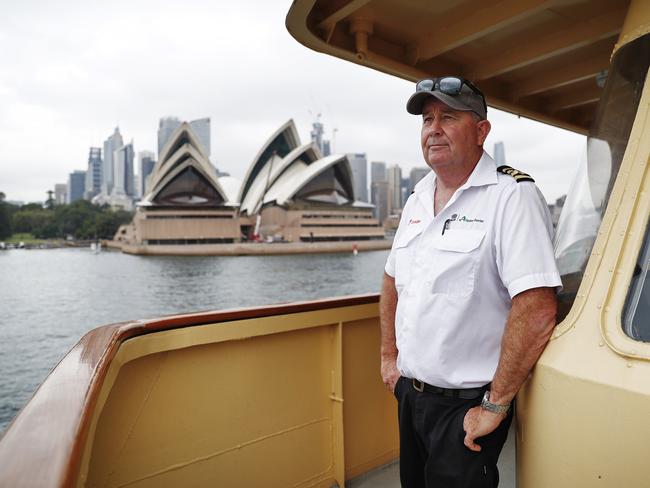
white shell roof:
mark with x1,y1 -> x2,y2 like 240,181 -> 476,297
238,119 -> 365,215
142,122 -> 235,206
239,142 -> 321,215
238,119 -> 301,205
262,154 -> 353,207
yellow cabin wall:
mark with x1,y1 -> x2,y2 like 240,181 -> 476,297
517,2 -> 650,482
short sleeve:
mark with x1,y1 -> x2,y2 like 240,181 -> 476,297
495,183 -> 562,298
385,218 -> 405,277
385,250 -> 396,277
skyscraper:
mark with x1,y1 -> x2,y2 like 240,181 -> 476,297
310,116 -> 331,156
102,127 -> 123,195
67,170 -> 86,204
54,183 -> 67,205
189,118 -> 211,156
84,147 -> 102,200
112,142 -> 135,197
322,140 -> 331,157
346,153 -> 368,202
493,141 -> 506,165
371,161 -> 387,185
370,161 -> 388,221
409,167 -> 430,193
387,164 -> 403,214
139,151 -> 156,197
371,181 -> 389,224
158,117 -> 181,156
401,177 -> 410,207
158,117 -> 211,157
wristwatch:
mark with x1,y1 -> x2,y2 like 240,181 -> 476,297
481,390 -> 511,415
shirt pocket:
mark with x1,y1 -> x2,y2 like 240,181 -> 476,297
393,227 -> 423,290
431,229 -> 486,297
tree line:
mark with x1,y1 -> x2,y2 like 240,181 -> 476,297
0,192 -> 133,241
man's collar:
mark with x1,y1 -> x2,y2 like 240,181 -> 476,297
412,150 -> 498,195
413,169 -> 435,194
460,150 -> 498,190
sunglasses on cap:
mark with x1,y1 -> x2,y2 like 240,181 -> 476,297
416,76 -> 487,114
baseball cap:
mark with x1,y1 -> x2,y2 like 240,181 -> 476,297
406,76 -> 487,119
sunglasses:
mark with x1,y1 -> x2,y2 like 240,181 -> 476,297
416,76 -> 487,113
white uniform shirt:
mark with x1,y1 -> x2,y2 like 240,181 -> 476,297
385,151 -> 561,389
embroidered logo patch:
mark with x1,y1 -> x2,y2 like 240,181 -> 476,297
458,215 -> 484,223
409,219 -> 421,225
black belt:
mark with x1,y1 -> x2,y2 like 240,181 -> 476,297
411,378 -> 487,400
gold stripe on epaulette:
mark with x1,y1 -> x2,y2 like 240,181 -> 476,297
496,165 -> 535,183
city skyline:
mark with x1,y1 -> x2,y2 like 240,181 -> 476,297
1,0 -> 586,205
15,116 -> 572,214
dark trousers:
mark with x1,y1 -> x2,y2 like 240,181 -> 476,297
394,376 -> 513,488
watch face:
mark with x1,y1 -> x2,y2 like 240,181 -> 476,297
481,390 -> 510,414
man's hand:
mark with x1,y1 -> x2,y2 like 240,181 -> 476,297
462,406 -> 506,452
381,356 -> 400,392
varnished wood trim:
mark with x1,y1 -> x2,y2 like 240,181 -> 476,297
0,294 -> 380,487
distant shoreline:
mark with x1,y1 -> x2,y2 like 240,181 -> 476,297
0,239 -> 103,250
106,239 -> 393,256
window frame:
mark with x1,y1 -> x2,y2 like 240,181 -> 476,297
598,68 -> 650,357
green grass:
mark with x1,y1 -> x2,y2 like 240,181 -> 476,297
5,233 -> 52,245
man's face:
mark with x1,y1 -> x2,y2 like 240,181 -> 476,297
420,98 -> 490,172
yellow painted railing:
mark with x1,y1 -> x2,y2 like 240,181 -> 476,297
73,296 -> 397,487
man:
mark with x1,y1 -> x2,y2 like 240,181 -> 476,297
380,76 -> 561,487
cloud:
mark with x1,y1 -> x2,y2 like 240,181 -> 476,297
0,0 -> 585,204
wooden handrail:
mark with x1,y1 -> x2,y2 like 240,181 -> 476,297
0,294 -> 380,487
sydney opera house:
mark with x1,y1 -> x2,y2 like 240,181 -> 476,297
113,120 -> 385,254
238,120 -> 383,243
114,122 -> 240,248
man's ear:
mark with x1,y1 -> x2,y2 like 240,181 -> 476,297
476,119 -> 491,145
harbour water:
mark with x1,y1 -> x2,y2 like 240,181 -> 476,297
0,247 -> 389,433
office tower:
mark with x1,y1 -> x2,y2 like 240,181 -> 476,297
371,180 -> 389,224
370,161 -> 388,220
409,167 -> 430,192
67,170 -> 86,204
189,117 -> 211,156
401,177 -> 410,207
310,117 -> 324,152
139,151 -> 156,197
54,184 -> 67,205
347,153 -> 368,202
310,116 -> 331,156
387,164 -> 403,213
158,117 -> 181,156
102,127 -> 123,195
322,140 -> 331,157
159,117 -> 211,157
84,147 -> 102,200
112,142 -> 135,197
371,161 -> 387,184
134,174 -> 141,200
493,141 -> 506,165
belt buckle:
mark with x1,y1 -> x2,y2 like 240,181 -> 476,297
413,379 -> 424,392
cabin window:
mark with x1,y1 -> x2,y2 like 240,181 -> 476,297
623,218 -> 650,342
554,34 -> 650,322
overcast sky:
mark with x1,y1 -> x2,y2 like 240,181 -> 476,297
1,0 -> 586,205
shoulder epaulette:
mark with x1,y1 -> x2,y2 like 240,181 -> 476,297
496,165 -> 535,183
